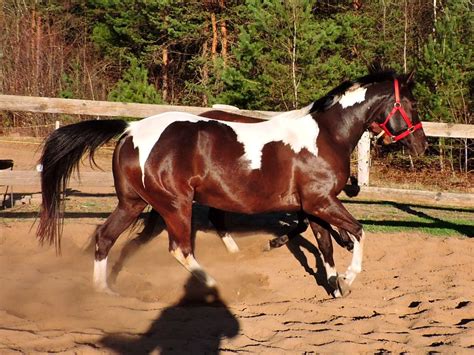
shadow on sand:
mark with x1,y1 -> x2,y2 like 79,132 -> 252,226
100,276 -> 240,354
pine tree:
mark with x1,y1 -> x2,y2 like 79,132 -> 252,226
216,0 -> 379,110
108,58 -> 162,105
416,0 -> 472,124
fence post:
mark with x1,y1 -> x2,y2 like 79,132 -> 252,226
357,131 -> 370,186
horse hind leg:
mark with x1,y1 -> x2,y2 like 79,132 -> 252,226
159,201 -> 217,288
208,207 -> 239,254
268,211 -> 308,250
93,199 -> 147,294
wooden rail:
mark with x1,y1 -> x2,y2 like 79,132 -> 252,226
1,170 -> 472,207
1,95 -> 473,137
0,94 -> 274,120
0,170 -> 114,188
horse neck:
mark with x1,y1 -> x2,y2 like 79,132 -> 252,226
319,93 -> 386,154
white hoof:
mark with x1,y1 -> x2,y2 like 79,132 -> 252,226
222,233 -> 240,253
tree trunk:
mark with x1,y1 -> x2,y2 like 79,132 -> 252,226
218,0 -> 227,64
162,46 -> 169,102
202,27 -> 209,107
403,0 -> 408,73
381,0 -> 386,40
291,4 -> 298,109
220,19 -> 228,65
211,13 -> 218,62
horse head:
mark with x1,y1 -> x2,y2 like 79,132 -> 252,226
369,70 -> 428,156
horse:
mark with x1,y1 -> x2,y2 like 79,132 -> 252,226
37,70 -> 427,298
141,109 -> 357,254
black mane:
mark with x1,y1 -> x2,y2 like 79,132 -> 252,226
309,70 -> 397,113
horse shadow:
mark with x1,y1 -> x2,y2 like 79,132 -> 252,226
99,276 -> 240,354
106,206 -> 301,286
285,235 -> 334,296
104,207 -> 335,297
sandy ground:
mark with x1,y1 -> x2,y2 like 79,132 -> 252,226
1,138 -> 473,353
1,218 -> 473,354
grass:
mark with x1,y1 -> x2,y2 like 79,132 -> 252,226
345,200 -> 474,237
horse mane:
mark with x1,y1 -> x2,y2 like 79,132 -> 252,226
309,69 -> 397,113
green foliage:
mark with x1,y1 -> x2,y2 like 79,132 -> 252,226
216,0 -> 382,110
416,0 -> 473,123
87,1 -> 204,62
59,74 -> 75,99
3,0 -> 470,123
108,58 -> 162,104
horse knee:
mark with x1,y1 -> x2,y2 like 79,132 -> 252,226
95,230 -> 115,260
350,224 -> 363,242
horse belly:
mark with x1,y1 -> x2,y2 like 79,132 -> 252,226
193,169 -> 300,215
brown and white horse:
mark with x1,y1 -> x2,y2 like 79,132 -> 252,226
143,110 -> 358,253
37,70 -> 427,297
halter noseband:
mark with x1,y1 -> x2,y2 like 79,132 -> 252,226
377,79 -> 423,142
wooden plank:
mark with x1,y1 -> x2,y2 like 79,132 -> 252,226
1,95 -> 472,138
0,170 -> 113,188
0,94 -> 273,120
422,122 -> 474,139
347,186 -> 474,208
1,170 -> 472,208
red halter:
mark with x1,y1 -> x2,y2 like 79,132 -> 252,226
378,79 -> 423,142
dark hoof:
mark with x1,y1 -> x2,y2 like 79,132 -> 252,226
268,235 -> 289,249
336,275 -> 351,297
328,275 -> 338,291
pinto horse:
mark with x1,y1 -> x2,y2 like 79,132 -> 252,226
142,110 -> 358,253
37,70 -> 427,297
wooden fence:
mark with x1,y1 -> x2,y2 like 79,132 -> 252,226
1,94 -> 473,207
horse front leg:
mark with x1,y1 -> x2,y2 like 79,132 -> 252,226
305,196 -> 365,297
305,218 -> 341,297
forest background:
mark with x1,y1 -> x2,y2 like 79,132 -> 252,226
0,0 -> 472,174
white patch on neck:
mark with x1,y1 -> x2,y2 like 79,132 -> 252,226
339,86 -> 367,109
126,103 -> 319,184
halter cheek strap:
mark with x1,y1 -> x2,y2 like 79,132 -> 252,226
377,79 -> 423,142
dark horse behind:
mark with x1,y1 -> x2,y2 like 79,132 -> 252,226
37,70 -> 427,298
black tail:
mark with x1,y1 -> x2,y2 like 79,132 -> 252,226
37,119 -> 129,253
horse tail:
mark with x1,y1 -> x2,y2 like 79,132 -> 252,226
37,119 -> 129,253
